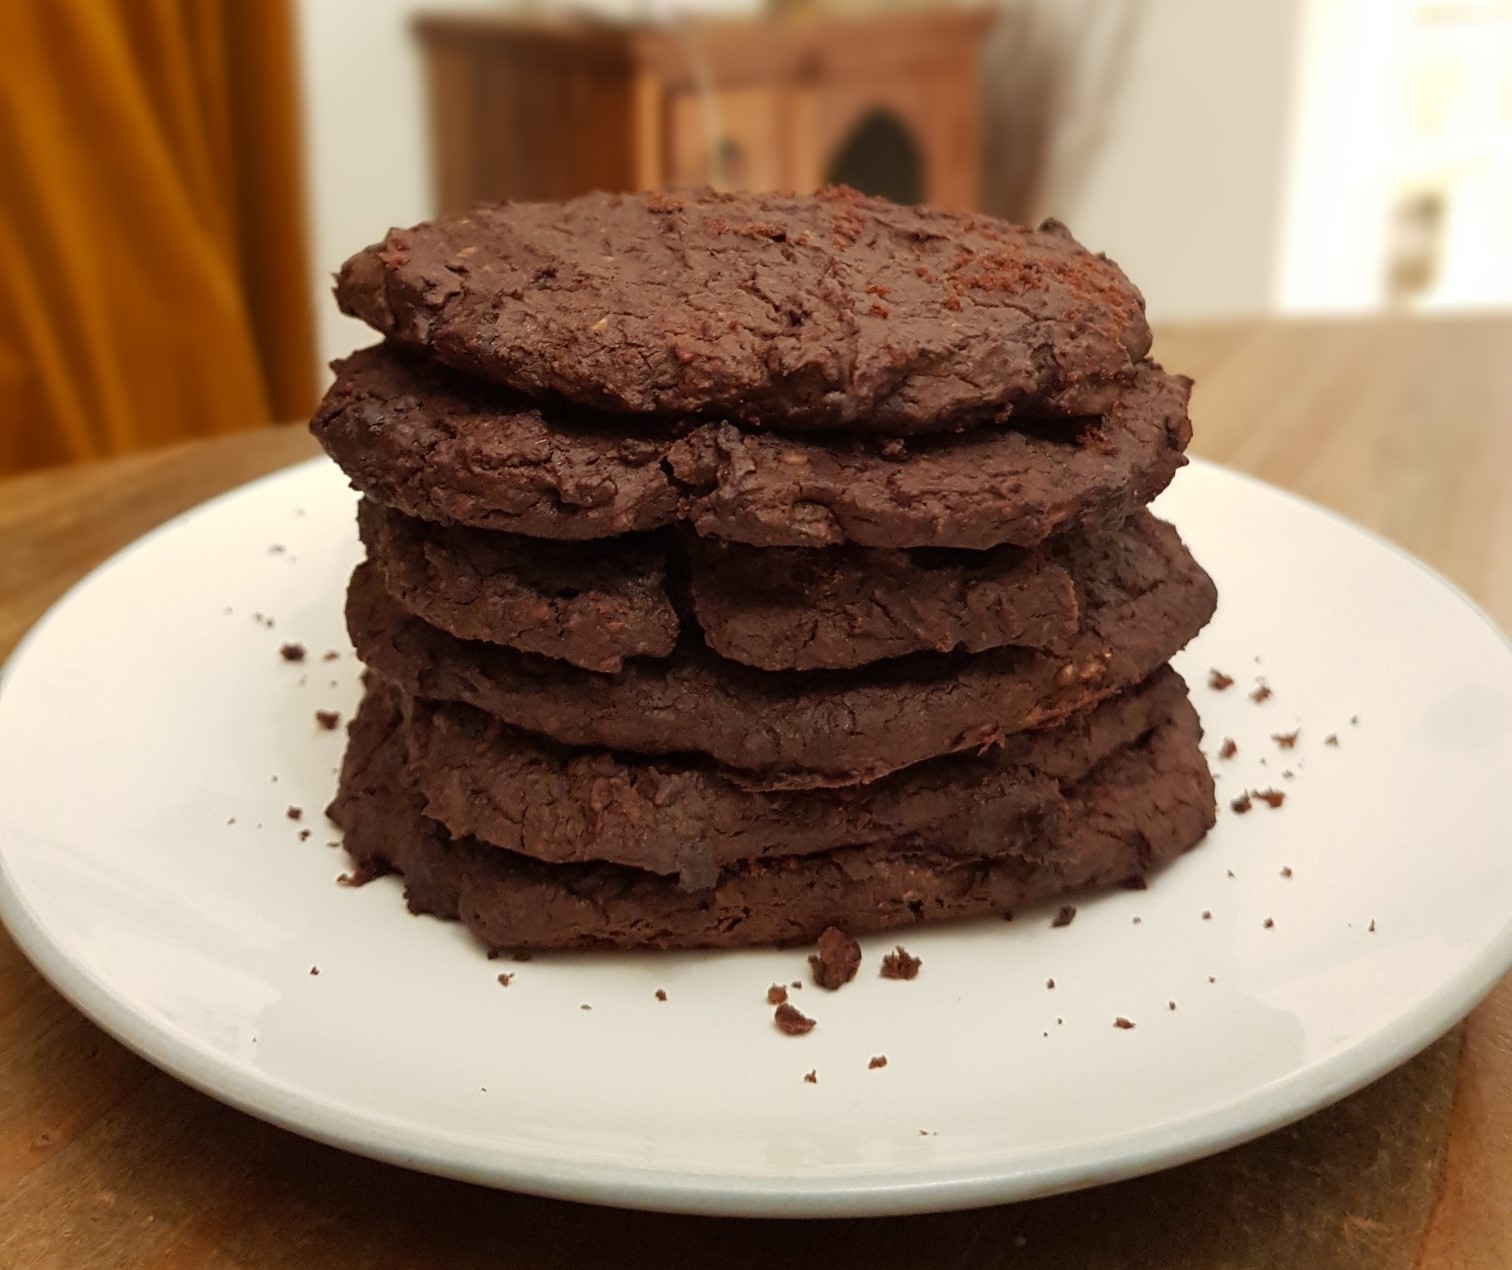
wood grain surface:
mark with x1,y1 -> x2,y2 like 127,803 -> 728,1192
0,317 -> 1507,1269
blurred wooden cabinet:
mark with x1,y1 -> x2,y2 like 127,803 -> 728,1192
416,11 -> 990,212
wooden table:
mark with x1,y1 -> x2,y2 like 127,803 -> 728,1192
1,317 -> 1508,1268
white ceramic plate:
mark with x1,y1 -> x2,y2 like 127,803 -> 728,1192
0,458 -> 1509,1217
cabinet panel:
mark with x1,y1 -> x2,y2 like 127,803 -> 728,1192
666,87 -> 789,192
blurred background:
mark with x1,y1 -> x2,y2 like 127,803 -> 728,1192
3,0 -> 1510,477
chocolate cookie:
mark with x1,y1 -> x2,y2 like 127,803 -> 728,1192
346,514 -> 1217,785
403,669 -> 1189,888
665,361 -> 1191,549
686,533 -> 1077,670
314,346 -> 1189,551
335,187 -> 1151,433
329,689 -> 1215,951
361,492 -> 1079,673
310,345 -> 686,537
357,499 -> 677,673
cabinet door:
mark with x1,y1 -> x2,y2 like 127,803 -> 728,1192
666,86 -> 789,192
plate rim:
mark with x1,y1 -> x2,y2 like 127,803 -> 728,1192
0,455 -> 1509,1218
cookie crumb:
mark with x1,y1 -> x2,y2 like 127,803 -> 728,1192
880,946 -> 922,980
1231,793 -> 1253,814
315,710 -> 341,731
804,1070 -> 818,1084
268,543 -> 286,554
1132,916 -> 1142,925
1201,910 -> 1211,920
309,966 -> 319,976
285,806 -> 302,821
809,926 -> 862,990
1281,866 -> 1293,877
1251,682 -> 1273,703
766,984 -> 789,1006
1283,769 -> 1294,779
1226,869 -> 1235,878
1254,788 -> 1285,808
1325,733 -> 1339,747
868,1055 -> 888,1070
579,1004 -> 591,1011
1051,904 -> 1077,928
1273,730 -> 1299,749
1113,1017 -> 1136,1030
1046,978 -> 1055,989
279,643 -> 305,662
1350,715 -> 1360,726
790,981 -> 802,990
321,650 -> 340,662
655,989 -> 667,1001
775,1003 -> 816,1035
1168,1001 -> 1177,1011
497,973 -> 513,987
1368,919 -> 1376,933
298,828 -> 310,841
1208,669 -> 1234,690
1264,918 -> 1275,929
1218,738 -> 1237,760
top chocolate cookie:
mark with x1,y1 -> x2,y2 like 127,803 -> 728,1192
335,187 -> 1152,434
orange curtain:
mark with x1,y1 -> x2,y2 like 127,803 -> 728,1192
0,0 -> 316,477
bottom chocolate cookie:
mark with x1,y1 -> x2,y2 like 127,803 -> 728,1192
329,683 -> 1216,951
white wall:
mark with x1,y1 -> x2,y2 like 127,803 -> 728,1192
294,0 -> 501,373
1035,0 -> 1303,323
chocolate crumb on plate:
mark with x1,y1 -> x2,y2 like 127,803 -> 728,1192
1231,793 -> 1253,814
1218,738 -> 1237,760
322,650 -> 340,662
1250,682 -> 1273,703
298,828 -> 311,842
1132,916 -> 1142,924
1281,866 -> 1293,877
1263,918 -> 1275,929
497,973 -> 513,987
655,989 -> 667,1001
286,806 -> 302,821
1113,1017 -> 1135,1029
1046,978 -> 1056,989
1325,733 -> 1340,747
804,1070 -> 818,1084
580,1004 -> 592,1011
1208,669 -> 1234,690
309,966 -> 319,976
1168,1001 -> 1176,1010
809,926 -> 862,990
775,1003 -> 816,1035
1368,919 -> 1376,933
279,642 -> 306,662
1350,715 -> 1360,726
315,710 -> 342,730
1272,730 -> 1299,749
1254,788 -> 1285,808
766,984 -> 789,1006
1208,975 -> 1216,983
880,946 -> 922,980
869,1056 -> 888,1070
1201,910 -> 1211,920
1051,904 -> 1077,928
1283,770 -> 1294,779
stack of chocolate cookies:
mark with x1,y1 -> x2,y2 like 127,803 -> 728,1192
314,187 -> 1218,952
